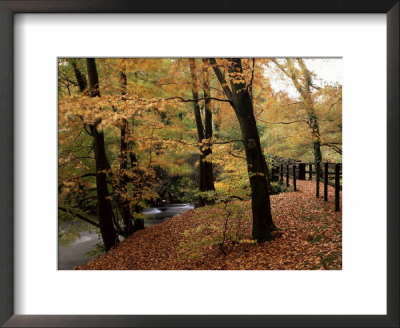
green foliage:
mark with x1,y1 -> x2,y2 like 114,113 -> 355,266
165,177 -> 198,204
58,221 -> 96,247
301,214 -> 316,222
178,201 -> 253,260
269,181 -> 289,195
86,242 -> 106,257
308,234 -> 325,244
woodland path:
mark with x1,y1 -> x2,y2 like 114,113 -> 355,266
76,181 -> 342,270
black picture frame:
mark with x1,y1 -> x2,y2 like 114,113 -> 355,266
0,1 -> 398,327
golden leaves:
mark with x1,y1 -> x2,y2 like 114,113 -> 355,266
76,180 -> 341,270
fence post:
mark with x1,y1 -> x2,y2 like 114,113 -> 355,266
280,163 -> 283,183
324,162 -> 328,201
309,163 -> 313,180
293,165 -> 297,191
335,164 -> 340,211
298,163 -> 306,180
316,162 -> 320,197
286,164 -> 290,187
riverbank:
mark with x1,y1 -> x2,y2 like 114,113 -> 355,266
59,204 -> 195,269
76,181 -> 342,270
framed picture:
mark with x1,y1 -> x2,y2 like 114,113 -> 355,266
0,1 -> 398,327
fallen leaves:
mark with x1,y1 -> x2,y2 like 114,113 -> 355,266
76,180 -> 341,270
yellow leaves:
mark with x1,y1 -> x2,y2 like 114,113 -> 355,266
248,172 -> 265,178
63,181 -> 76,188
238,239 -> 256,244
228,72 -> 246,85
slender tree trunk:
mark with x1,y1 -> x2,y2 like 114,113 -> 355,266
201,58 -> 215,193
119,118 -> 135,236
71,60 -> 87,93
86,58 -> 118,251
296,58 -> 323,163
119,68 -> 144,233
188,58 -> 214,206
210,58 -> 275,242
118,69 -> 135,237
308,111 -> 322,163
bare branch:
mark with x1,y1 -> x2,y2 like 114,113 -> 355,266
58,206 -> 99,228
228,151 -> 246,160
257,118 -> 307,125
321,143 -> 342,155
321,97 -> 342,118
165,96 -> 231,104
212,139 -> 244,145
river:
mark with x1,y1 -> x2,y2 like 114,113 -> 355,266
58,203 -> 194,270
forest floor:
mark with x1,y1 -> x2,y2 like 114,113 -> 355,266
76,181 -> 342,270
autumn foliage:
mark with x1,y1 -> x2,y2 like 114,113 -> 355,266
58,58 -> 342,269
76,181 -> 341,270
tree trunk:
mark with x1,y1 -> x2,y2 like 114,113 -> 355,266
210,58 -> 275,242
119,68 -> 135,237
71,60 -> 87,93
188,58 -> 214,206
132,218 -> 144,233
297,58 -> 323,163
308,111 -> 322,163
201,58 -> 215,193
86,58 -> 118,252
119,118 -> 134,236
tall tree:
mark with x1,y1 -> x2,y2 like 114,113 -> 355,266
118,64 -> 135,236
86,58 -> 118,251
118,62 -> 145,234
71,60 -> 87,93
200,58 -> 215,194
188,58 -> 215,205
209,58 -> 275,242
271,58 -> 323,163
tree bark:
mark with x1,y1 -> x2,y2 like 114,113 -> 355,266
86,58 -> 118,251
210,58 -> 275,242
201,58 -> 215,193
189,58 -> 215,205
119,68 -> 135,237
71,60 -> 87,93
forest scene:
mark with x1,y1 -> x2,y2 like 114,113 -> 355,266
58,58 -> 342,270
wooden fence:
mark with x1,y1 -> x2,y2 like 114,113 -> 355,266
270,161 -> 342,212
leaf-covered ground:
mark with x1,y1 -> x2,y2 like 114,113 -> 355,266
76,181 -> 341,270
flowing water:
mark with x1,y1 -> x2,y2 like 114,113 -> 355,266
58,203 -> 194,270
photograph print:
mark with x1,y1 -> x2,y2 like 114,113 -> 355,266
58,58 -> 342,270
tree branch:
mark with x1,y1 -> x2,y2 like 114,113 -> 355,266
321,97 -> 342,118
228,151 -> 246,160
248,58 -> 255,101
209,58 -> 234,101
321,143 -> 342,155
58,206 -> 99,228
257,118 -> 307,125
165,96 -> 231,104
212,139 -> 244,145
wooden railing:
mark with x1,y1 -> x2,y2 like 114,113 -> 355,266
269,161 -> 342,212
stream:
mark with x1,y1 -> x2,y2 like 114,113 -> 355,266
58,203 -> 195,270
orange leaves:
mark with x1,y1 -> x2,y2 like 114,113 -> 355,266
76,181 -> 342,270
